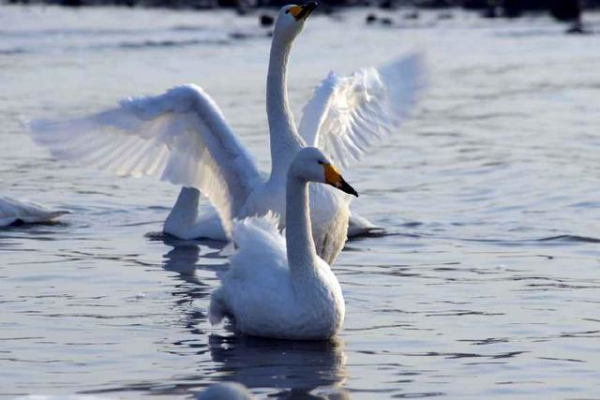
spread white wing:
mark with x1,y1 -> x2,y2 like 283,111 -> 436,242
298,53 -> 426,168
29,84 -> 261,233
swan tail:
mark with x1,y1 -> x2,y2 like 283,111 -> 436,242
226,211 -> 287,280
42,210 -> 70,221
231,211 -> 282,251
348,212 -> 385,237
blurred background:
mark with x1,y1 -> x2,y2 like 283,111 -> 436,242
2,0 -> 599,35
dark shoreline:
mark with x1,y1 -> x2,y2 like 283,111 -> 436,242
3,0 -> 600,13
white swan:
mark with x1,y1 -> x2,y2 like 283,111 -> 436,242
0,196 -> 68,227
209,147 -> 356,340
29,3 -> 423,264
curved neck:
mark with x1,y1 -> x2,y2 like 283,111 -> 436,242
267,32 -> 304,184
286,173 -> 318,278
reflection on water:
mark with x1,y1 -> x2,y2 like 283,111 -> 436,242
209,335 -> 347,398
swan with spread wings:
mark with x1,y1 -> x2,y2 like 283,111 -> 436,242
29,3 -> 424,264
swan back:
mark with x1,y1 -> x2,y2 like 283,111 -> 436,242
0,196 -> 68,226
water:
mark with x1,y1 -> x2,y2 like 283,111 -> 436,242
1,5 -> 600,399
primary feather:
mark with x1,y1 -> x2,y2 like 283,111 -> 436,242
30,84 -> 260,235
298,53 -> 426,168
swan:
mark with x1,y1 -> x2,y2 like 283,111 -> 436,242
29,3 -> 423,264
209,147 -> 356,340
0,196 -> 68,227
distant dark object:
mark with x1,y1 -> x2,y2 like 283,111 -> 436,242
379,0 -> 395,10
365,13 -> 393,26
418,0 -> 452,8
550,0 -> 581,22
321,3 -> 335,15
218,0 -> 239,7
61,0 -> 83,6
403,10 -> 419,19
482,5 -> 498,18
462,0 -> 488,8
259,14 -> 274,27
437,10 -> 453,19
566,21 -> 587,33
502,0 -> 522,17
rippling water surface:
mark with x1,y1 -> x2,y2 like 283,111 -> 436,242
1,5 -> 600,399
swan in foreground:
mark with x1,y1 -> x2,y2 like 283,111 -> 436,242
209,147 -> 357,340
29,3 -> 423,264
0,196 -> 68,227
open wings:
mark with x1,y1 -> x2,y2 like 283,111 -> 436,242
29,84 -> 261,234
298,53 -> 426,168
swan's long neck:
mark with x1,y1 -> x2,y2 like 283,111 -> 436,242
286,173 -> 318,279
267,32 -> 304,184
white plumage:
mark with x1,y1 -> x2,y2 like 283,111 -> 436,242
210,148 -> 354,340
28,3 -> 424,264
299,55 -> 425,168
30,84 -> 260,235
0,196 -> 68,227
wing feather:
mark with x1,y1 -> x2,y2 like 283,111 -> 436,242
29,84 -> 261,235
298,53 -> 426,168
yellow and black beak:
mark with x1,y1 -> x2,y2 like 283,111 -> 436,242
323,163 -> 359,197
288,2 -> 318,21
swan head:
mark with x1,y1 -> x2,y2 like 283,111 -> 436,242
291,147 -> 358,197
274,2 -> 317,41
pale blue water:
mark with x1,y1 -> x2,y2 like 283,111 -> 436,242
1,5 -> 600,399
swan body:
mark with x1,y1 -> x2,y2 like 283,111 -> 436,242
0,196 -> 68,227
210,147 -> 356,340
29,3 -> 424,264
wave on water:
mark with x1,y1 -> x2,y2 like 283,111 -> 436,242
0,28 -> 154,38
13,396 -> 116,400
0,48 -> 29,55
537,234 -> 600,244
111,38 -> 230,49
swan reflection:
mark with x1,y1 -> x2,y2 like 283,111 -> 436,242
209,333 -> 348,398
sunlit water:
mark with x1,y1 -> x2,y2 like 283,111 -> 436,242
1,5 -> 600,399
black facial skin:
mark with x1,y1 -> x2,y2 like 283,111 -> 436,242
336,176 -> 359,197
295,2 -> 317,21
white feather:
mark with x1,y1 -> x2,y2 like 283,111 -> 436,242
0,196 -> 69,227
298,53 -> 426,168
29,84 -> 261,235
